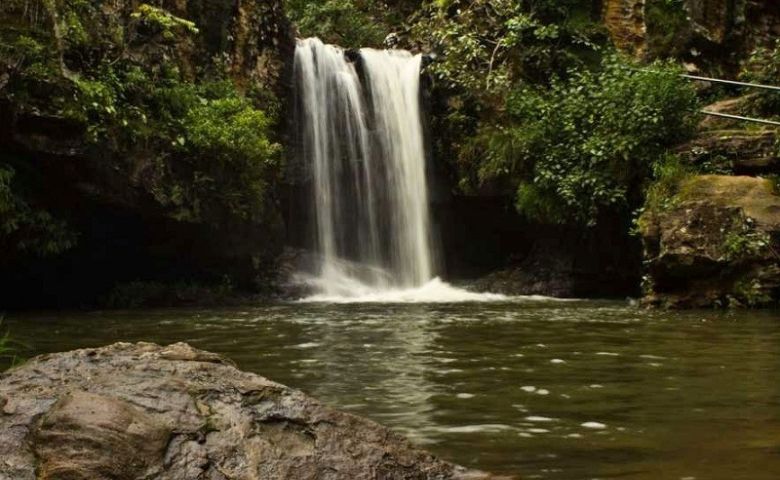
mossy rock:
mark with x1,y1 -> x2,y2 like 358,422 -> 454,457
641,175 -> 780,308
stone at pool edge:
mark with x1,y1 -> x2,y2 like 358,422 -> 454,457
0,342 -> 503,480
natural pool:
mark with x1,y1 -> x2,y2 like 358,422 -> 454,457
4,300 -> 780,479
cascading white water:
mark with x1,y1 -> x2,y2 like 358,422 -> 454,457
294,38 -> 383,294
294,38 -> 506,302
361,49 -> 433,287
360,49 -> 433,287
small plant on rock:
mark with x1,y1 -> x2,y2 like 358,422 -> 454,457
721,218 -> 772,262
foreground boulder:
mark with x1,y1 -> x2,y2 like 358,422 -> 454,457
0,342 -> 492,480
639,175 -> 780,308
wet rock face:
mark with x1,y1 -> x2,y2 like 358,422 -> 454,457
640,175 -> 780,308
0,342 -> 492,480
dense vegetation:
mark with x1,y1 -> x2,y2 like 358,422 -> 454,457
403,0 -> 698,226
0,0 -> 289,307
1,0 -> 281,228
467,58 -> 697,225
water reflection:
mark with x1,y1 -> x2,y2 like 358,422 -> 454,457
4,302 -> 780,479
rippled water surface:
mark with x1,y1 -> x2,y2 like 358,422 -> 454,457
5,301 -> 780,479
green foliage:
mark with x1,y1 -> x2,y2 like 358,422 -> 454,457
285,0 -> 390,48
172,88 -> 282,221
131,3 -> 198,40
414,0 -> 604,96
467,56 -> 698,225
68,64 -> 282,222
740,39 -> 780,117
414,0 -> 610,204
731,277 -> 772,307
722,220 -> 771,261
0,165 -> 77,256
0,31 -> 60,95
3,1 -> 282,237
641,154 -> 694,217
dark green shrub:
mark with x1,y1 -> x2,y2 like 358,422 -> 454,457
466,56 -> 698,226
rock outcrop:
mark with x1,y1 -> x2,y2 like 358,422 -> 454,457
640,175 -> 780,308
0,342 -> 494,480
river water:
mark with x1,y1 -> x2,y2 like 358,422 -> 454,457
4,300 -> 780,479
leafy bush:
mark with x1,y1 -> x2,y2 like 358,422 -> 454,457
176,91 -> 282,221
722,220 -> 771,262
466,56 -> 698,226
0,1 -> 284,259
640,154 -> 694,217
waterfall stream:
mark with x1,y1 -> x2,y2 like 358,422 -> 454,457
294,38 -> 505,302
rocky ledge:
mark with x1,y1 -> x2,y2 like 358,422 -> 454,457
0,342 -> 494,480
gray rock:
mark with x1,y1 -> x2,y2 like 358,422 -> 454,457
0,342 -> 496,480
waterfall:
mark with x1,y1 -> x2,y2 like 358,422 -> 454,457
294,38 -> 506,302
360,48 -> 433,287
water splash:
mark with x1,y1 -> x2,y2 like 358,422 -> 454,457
297,277 -> 509,304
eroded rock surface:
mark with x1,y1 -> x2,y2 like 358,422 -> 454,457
0,342 -> 493,480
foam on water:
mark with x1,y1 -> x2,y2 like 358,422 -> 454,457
298,276 -> 511,303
